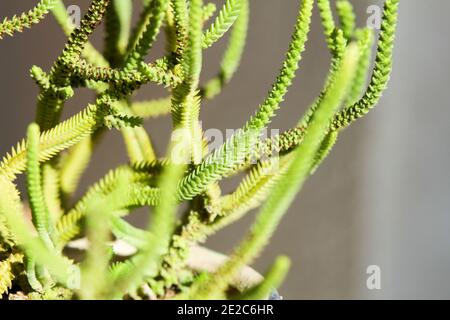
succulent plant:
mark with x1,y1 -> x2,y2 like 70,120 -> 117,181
0,0 -> 399,299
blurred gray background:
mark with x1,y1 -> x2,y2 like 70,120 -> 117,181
1,0 -> 449,299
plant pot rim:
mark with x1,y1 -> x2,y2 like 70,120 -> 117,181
67,239 -> 281,300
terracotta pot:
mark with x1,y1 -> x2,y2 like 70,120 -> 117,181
186,245 -> 281,300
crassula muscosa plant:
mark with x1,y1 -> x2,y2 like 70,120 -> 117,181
0,0 -> 399,299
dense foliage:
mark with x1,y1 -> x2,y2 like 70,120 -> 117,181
0,0 -> 399,299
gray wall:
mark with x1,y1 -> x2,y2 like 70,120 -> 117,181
0,0 -> 449,299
